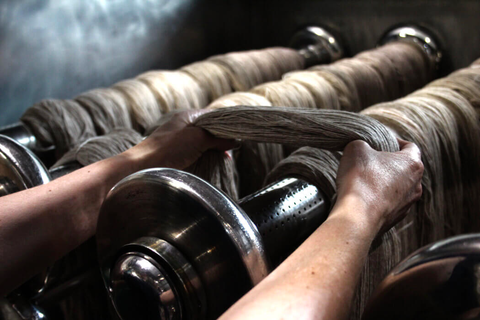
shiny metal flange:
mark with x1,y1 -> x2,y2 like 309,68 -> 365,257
97,168 -> 270,320
363,233 -> 480,320
290,26 -> 344,67
0,122 -> 37,150
379,25 -> 442,66
0,134 -> 51,197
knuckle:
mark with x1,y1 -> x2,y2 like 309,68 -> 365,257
345,140 -> 370,154
408,158 -> 424,174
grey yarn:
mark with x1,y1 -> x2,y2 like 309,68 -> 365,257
21,99 -> 96,157
52,128 -> 143,168
194,106 -> 399,152
185,150 -> 239,200
75,88 -> 132,134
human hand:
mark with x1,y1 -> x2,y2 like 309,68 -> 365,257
123,110 -> 236,170
334,139 -> 424,236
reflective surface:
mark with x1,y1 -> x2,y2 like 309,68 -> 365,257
290,26 -> 343,67
97,168 -> 269,319
0,134 -> 51,196
97,169 -> 332,320
363,233 -> 480,320
380,25 -> 442,66
240,177 -> 329,267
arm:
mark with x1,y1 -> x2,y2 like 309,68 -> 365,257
0,110 -> 235,296
220,139 -> 424,320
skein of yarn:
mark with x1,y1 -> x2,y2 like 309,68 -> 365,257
52,128 -> 143,168
20,99 -> 96,158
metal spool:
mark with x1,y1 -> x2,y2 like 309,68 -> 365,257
379,24 -> 442,66
0,134 -> 51,197
290,26 -> 344,67
363,233 -> 480,320
97,168 -> 329,320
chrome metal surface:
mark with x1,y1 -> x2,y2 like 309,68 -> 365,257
0,295 -> 46,320
0,134 -> 51,196
239,177 -> 329,267
110,237 -> 206,320
0,176 -> 20,197
290,26 -> 343,67
379,25 -> 442,66
0,123 -> 36,150
97,168 -> 269,319
363,233 -> 480,320
97,169 -> 331,319
111,253 -> 179,320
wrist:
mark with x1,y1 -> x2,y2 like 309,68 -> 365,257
328,194 -> 383,241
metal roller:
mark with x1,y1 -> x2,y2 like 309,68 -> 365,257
96,168 -> 330,320
0,25 -> 343,154
362,233 -> 480,320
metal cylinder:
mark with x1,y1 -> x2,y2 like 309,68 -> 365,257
240,177 -> 329,267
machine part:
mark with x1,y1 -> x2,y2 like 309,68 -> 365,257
379,24 -> 442,66
97,168 -> 329,320
290,25 -> 344,67
0,134 -> 51,197
362,233 -> 480,320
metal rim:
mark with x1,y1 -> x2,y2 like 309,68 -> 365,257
0,134 -> 51,196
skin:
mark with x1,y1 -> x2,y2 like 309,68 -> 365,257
220,139 -> 424,320
0,110 -> 236,296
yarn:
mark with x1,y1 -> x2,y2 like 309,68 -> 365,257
20,99 -> 96,158
75,88 -> 132,135
19,47 -> 305,159
52,128 -> 143,168
111,79 -> 162,133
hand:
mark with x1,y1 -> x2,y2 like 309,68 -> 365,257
123,110 -> 236,170
334,139 -> 424,236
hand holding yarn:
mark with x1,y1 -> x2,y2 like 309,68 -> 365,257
123,110 -> 237,171
334,139 -> 424,236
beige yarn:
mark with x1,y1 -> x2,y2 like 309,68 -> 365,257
112,79 -> 162,133
75,88 -> 132,134
181,61 -> 233,101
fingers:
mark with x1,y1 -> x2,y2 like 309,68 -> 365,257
194,127 -> 237,152
397,138 -> 422,161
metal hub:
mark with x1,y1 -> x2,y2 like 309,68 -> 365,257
379,25 -> 442,66
111,253 -> 179,320
290,26 -> 344,67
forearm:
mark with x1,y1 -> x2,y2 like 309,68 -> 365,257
0,153 -> 140,295
221,197 -> 380,320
